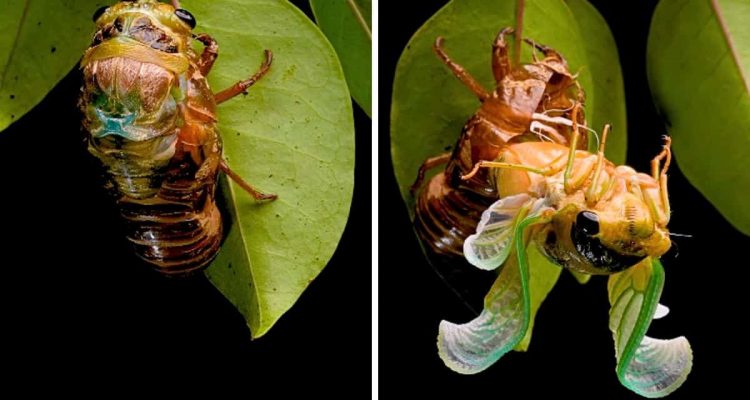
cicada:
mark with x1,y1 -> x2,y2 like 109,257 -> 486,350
79,0 -> 276,275
438,108 -> 692,397
412,28 -> 589,261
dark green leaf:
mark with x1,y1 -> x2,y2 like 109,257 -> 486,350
565,0 -> 626,163
182,0 -> 354,338
310,0 -> 371,116
648,0 -> 750,235
0,0 -> 106,131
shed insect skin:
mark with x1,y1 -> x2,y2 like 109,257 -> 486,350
412,27 -> 589,260
79,0 -> 276,275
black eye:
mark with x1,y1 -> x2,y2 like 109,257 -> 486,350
175,9 -> 196,29
576,211 -> 600,236
92,6 -> 108,22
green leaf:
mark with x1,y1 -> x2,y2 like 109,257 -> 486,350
0,0 -> 106,132
182,0 -> 354,338
391,0 -> 626,214
648,0 -> 750,235
514,245 -> 561,351
309,0 -> 371,116
565,0 -> 626,163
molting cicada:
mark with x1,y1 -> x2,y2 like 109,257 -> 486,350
411,28 -> 589,262
79,0 -> 276,275
438,107 -> 692,397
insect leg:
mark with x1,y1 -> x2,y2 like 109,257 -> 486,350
650,136 -> 672,224
461,161 -> 546,181
214,50 -> 273,104
522,38 -> 564,61
433,37 -> 490,101
194,33 -> 219,76
410,152 -> 451,195
563,103 -> 584,193
492,27 -> 514,84
219,160 -> 277,201
585,124 -> 610,205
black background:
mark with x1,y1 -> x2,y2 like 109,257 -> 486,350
380,0 -> 749,398
1,0 -> 371,391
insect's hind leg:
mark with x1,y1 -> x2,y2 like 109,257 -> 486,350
410,152 -> 451,195
214,50 -> 273,104
434,37 -> 490,101
219,160 -> 277,201
195,33 -> 219,76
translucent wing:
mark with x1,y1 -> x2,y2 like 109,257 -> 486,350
438,213 -> 546,374
608,258 -> 692,398
463,194 -> 536,270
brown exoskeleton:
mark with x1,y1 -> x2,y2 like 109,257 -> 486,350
412,27 -> 589,261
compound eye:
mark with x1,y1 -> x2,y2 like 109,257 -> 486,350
576,211 -> 600,236
92,6 -> 108,22
175,8 -> 196,29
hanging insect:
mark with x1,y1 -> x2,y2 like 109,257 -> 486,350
79,0 -> 276,275
411,27 -> 590,262
438,107 -> 692,397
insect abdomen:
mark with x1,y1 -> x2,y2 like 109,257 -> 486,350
82,56 -> 223,275
119,171 -> 222,274
414,116 -> 518,257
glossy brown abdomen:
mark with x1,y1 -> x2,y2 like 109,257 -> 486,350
414,115 -> 520,257
118,150 -> 223,274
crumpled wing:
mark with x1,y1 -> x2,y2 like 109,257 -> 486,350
438,213 -> 546,374
608,258 -> 692,398
463,194 -> 536,270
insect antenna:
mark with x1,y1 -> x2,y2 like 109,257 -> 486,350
668,232 -> 693,238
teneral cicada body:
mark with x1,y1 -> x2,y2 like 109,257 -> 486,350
439,117 -> 692,397
413,28 -> 588,261
80,0 -> 275,275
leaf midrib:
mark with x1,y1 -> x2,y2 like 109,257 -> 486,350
227,181 -> 265,334
711,0 -> 750,94
346,0 -> 371,40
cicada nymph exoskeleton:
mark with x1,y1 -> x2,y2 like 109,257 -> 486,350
438,109 -> 692,397
411,28 -> 589,263
80,0 -> 275,275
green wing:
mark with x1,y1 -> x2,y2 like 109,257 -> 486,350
608,258 -> 692,398
438,213 -> 545,374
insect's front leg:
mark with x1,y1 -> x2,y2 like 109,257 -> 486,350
640,136 -> 673,225
433,37 -> 490,101
214,50 -> 273,104
492,27 -> 513,84
211,49 -> 277,201
410,153 -> 451,195
194,33 -> 219,76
